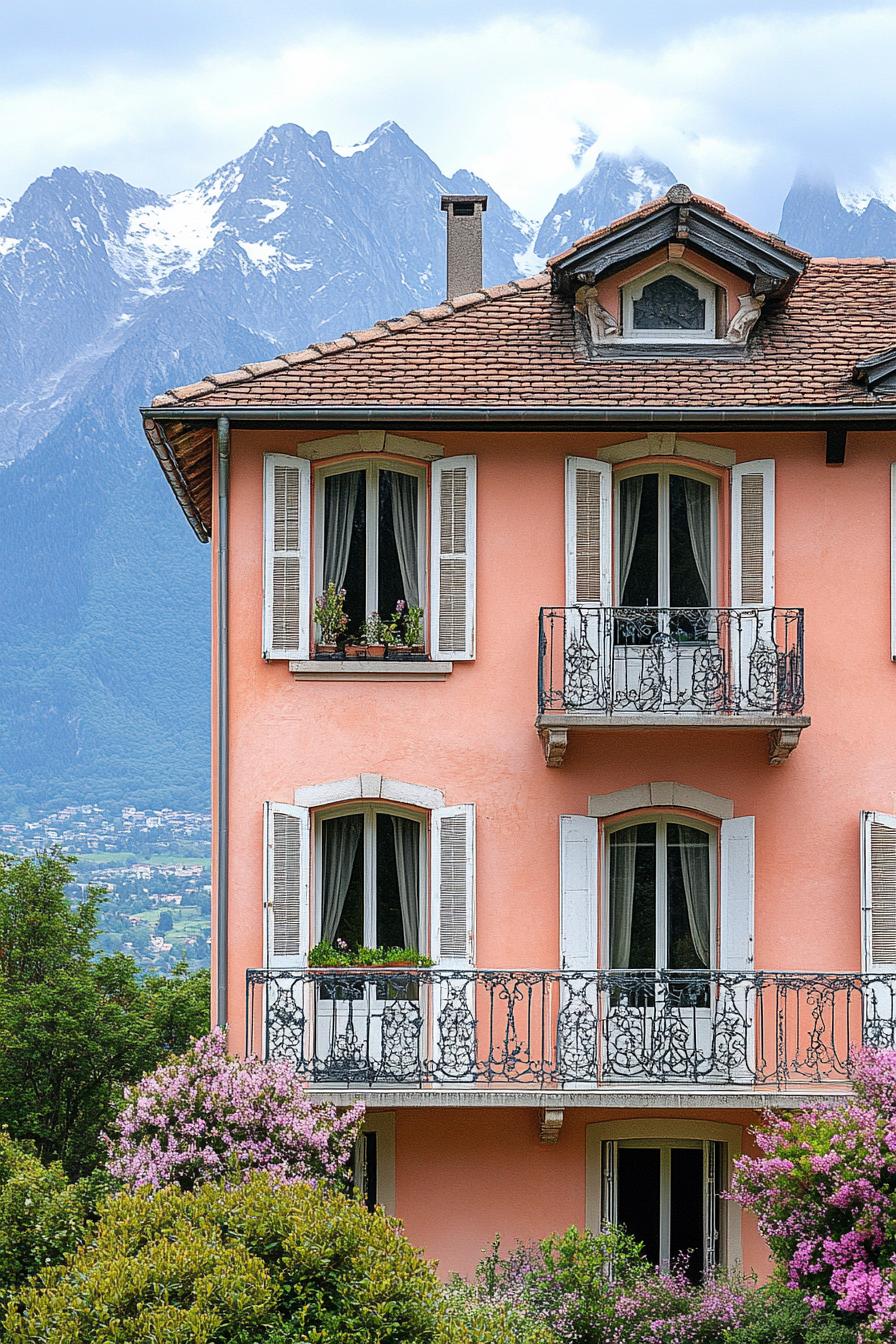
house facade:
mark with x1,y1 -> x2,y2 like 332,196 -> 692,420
143,187 -> 896,1278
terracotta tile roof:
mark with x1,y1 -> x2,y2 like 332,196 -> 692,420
151,260 -> 896,412
546,190 -> 811,269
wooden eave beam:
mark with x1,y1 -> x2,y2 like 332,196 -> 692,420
826,428 -> 847,465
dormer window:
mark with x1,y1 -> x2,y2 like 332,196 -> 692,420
621,264 -> 717,342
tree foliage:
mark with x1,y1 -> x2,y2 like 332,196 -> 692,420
106,1029 -> 363,1192
0,850 -> 209,1177
5,1175 -> 449,1344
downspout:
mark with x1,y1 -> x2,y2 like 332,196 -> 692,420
215,416 -> 230,1030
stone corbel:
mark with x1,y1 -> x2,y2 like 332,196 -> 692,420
540,727 -> 568,767
574,284 -> 618,343
539,1107 -> 564,1143
726,293 -> 765,344
768,726 -> 803,765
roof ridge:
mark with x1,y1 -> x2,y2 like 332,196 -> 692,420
151,273 -> 550,407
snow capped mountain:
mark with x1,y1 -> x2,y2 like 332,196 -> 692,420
779,176 -> 896,258
534,150 -> 676,259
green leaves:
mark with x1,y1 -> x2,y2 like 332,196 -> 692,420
0,850 -> 209,1176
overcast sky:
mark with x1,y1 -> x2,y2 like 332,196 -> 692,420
2,0 -> 894,226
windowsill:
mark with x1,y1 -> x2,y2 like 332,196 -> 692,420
289,658 -> 453,681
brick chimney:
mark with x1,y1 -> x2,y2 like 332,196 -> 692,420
440,194 -> 487,298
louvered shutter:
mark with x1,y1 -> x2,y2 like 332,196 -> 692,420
720,816 -> 755,1081
861,812 -> 896,970
565,458 -> 612,606
431,457 -> 476,660
263,802 -> 310,968
861,811 -> 896,1041
262,454 -> 311,660
731,460 -> 775,607
430,804 -> 475,967
560,815 -> 598,970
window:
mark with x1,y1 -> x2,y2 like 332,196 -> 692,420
316,805 -> 424,955
587,1121 -> 741,1276
606,1138 -> 724,1280
621,264 -> 717,341
315,460 -> 425,642
606,817 -> 715,1002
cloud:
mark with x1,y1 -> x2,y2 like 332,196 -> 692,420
0,5 -> 893,226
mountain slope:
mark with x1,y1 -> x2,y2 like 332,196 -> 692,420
779,177 -> 896,257
534,150 -> 676,258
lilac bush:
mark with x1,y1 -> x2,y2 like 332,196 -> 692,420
105,1029 -> 363,1192
732,1047 -> 896,1342
456,1227 -> 750,1344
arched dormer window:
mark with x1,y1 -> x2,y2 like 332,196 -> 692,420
621,264 -> 717,342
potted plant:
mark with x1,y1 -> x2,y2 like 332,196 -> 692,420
360,612 -> 387,658
386,600 -> 409,656
307,939 -> 433,969
404,604 -> 425,655
312,582 -> 348,656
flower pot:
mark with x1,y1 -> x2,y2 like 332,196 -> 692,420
344,643 -> 365,658
365,643 -> 386,659
387,644 -> 410,658
315,643 -> 338,658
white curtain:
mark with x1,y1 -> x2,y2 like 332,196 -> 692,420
323,472 -> 360,591
618,476 -> 644,603
676,825 -> 711,967
391,816 -> 420,948
321,813 -> 362,942
390,471 -> 420,608
609,826 -> 639,968
683,478 -> 712,606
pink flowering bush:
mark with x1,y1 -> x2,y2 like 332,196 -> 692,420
454,1227 -> 752,1344
105,1029 -> 363,1192
732,1047 -> 896,1342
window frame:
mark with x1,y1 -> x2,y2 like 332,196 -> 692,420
313,801 -> 428,953
602,812 -> 719,974
586,1119 -> 743,1272
621,262 -> 719,342
313,456 -> 427,636
613,462 -> 718,608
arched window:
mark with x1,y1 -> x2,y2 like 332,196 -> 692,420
615,464 -> 716,611
605,815 -> 717,996
315,803 -> 425,954
314,459 -> 426,641
621,263 -> 718,341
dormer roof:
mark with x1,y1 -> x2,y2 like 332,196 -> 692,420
548,185 -> 809,303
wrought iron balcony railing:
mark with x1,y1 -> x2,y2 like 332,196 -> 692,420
537,606 -> 805,717
246,968 -> 894,1091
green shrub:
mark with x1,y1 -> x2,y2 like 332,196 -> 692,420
732,1278 -> 858,1343
439,1279 -> 557,1344
5,1174 -> 447,1343
0,1131 -> 107,1305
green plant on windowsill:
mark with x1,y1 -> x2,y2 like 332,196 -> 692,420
312,582 -> 349,650
307,939 -> 434,968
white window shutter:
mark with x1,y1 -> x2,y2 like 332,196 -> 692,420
560,815 -> 598,970
731,460 -> 774,607
263,802 -> 310,968
861,811 -> 896,971
431,457 -> 476,660
262,454 -> 311,660
565,458 -> 612,606
720,817 -> 755,971
431,804 -> 475,967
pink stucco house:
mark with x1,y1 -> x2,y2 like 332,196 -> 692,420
142,185 -> 896,1278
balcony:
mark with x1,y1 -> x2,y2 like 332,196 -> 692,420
536,606 -> 809,766
246,967 -> 892,1107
